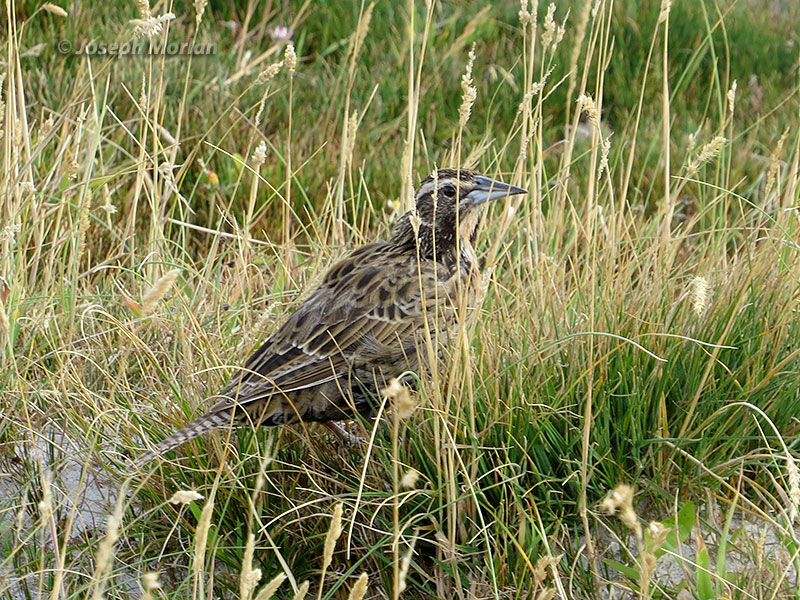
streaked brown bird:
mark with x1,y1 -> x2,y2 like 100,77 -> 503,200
133,169 -> 526,468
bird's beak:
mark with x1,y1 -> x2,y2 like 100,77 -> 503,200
466,175 -> 528,206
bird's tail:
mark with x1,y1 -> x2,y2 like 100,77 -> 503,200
131,409 -> 233,470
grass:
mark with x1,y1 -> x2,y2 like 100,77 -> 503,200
2,0 -> 800,598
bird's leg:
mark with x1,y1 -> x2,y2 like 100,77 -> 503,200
322,421 -> 364,445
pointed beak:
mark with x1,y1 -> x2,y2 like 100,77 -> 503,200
466,175 -> 528,206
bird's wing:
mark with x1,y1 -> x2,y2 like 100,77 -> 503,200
216,244 -> 453,407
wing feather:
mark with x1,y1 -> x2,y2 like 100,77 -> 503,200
218,246 -> 454,408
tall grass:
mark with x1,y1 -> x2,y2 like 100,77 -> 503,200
1,0 -> 800,598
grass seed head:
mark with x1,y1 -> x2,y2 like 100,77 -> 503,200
194,0 -> 208,27
37,480 -> 53,521
728,79 -> 737,114
346,573 -> 368,600
519,0 -> 533,25
102,190 -> 117,216
169,489 -> 204,504
598,137 -> 611,178
135,0 -> 151,19
42,3 -> 68,17
254,573 -> 286,600
322,502 -> 344,571
459,43 -> 478,127
690,276 -> 709,316
352,3 -> 374,63
241,532 -> 260,599
383,378 -> 416,419
555,22 -> 565,47
255,62 -> 284,85
401,468 -> 420,489
131,13 -> 176,39
1,223 -> 21,243
577,94 -> 601,129
542,4 -> 556,49
252,142 -> 268,167
40,113 -> 55,138
397,535 -> 418,594
0,303 -> 9,341
532,554 -> 561,587
285,43 -> 297,74
139,73 -> 148,115
142,572 -> 160,600
765,129 -> 788,200
292,581 -> 310,600
658,0 -> 671,23
787,456 -> 800,521
193,500 -> 215,578
647,521 -> 669,551
91,496 -> 124,600
600,485 -> 641,539
345,110 -> 359,160
688,136 -> 726,175
142,268 -> 181,316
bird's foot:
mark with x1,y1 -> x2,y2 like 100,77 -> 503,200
322,421 -> 365,445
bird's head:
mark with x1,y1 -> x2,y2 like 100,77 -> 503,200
399,168 -> 527,258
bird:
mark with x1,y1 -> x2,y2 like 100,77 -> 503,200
132,168 -> 527,468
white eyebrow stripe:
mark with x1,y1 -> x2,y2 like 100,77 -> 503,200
415,181 -> 437,199
414,177 -> 469,201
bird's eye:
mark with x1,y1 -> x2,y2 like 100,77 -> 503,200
441,185 -> 456,198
